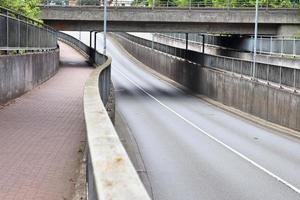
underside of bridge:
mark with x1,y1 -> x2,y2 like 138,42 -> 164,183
44,20 -> 281,35
40,7 -> 300,35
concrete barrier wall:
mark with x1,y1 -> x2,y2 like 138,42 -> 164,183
84,59 -> 151,200
0,49 -> 59,104
57,32 -> 150,200
113,34 -> 300,131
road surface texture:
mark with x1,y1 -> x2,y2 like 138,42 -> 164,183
103,35 -> 300,200
67,32 -> 300,200
0,43 -> 92,200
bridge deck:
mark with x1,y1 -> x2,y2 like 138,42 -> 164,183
0,43 -> 92,200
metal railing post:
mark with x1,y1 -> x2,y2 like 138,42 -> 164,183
270,36 -> 272,54
252,0 -> 259,80
293,37 -> 296,57
231,58 -> 234,74
281,36 -> 284,56
90,31 -> 94,49
18,15 -> 20,52
94,32 -> 98,50
6,11 -> 9,52
259,36 -> 262,54
279,66 -> 282,88
46,27 -> 48,50
151,34 -> 154,50
295,39 -> 297,57
294,68 -> 297,92
103,0 -> 107,55
240,60 -> 243,77
185,33 -> 188,50
202,34 -> 205,53
26,19 -> 28,51
38,27 -> 41,50
267,56 -> 269,84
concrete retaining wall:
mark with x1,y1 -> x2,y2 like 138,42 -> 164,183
0,49 -> 59,104
113,34 -> 300,131
84,57 -> 151,200
118,32 -> 300,90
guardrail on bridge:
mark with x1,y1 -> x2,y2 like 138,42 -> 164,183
42,0 -> 300,9
161,33 -> 300,57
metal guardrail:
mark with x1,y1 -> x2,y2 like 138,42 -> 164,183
57,32 -> 150,200
116,32 -> 300,91
42,0 -> 300,9
162,33 -> 300,57
0,6 -> 57,52
57,31 -> 91,57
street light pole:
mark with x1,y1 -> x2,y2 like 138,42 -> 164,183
252,0 -> 259,80
103,0 -> 107,55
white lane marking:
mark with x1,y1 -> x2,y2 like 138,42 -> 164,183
114,67 -> 300,195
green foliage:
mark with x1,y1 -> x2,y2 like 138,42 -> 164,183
135,0 -> 299,7
0,0 -> 42,20
46,0 -> 69,5
294,32 -> 300,39
131,0 -> 149,6
76,0 -> 99,5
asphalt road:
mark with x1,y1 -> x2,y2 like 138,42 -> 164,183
73,32 -> 300,200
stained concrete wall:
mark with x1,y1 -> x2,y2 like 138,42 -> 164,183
113,34 -> 300,131
40,7 -> 300,34
0,49 -> 59,104
118,32 -> 300,90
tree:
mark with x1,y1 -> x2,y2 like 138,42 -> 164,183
0,0 -> 42,20
45,0 -> 69,5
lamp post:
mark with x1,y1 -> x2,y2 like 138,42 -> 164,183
252,0 -> 259,80
103,0 -> 107,55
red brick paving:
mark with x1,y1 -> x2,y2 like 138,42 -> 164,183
0,43 -> 93,200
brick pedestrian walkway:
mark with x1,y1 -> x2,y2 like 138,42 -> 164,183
0,43 -> 92,200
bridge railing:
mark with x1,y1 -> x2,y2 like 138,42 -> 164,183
57,32 -> 150,200
115,32 -> 300,92
160,33 -> 300,57
42,0 -> 300,9
0,6 -> 57,52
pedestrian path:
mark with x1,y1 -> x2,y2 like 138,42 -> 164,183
0,43 -> 92,200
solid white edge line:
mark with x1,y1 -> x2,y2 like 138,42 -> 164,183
114,67 -> 300,195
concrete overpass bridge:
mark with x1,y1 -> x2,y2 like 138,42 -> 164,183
40,6 -> 300,35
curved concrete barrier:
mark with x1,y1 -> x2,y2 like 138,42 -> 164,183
57,32 -> 150,200
84,58 -> 150,200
